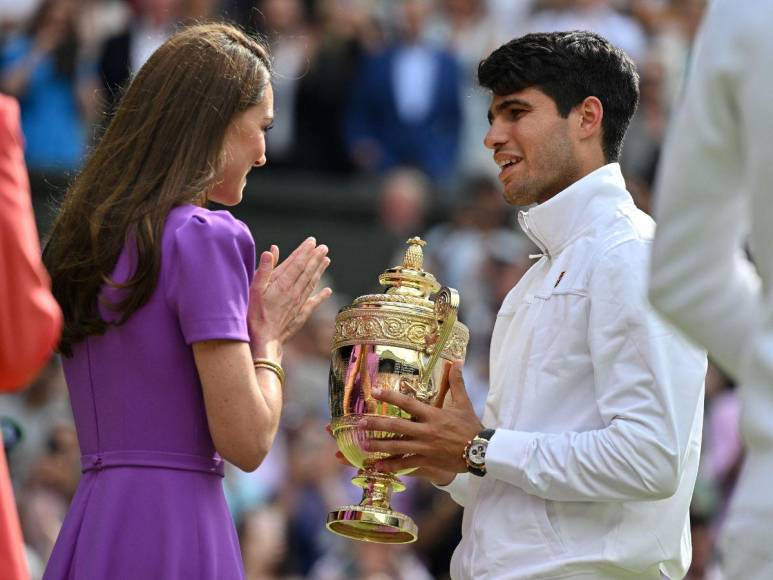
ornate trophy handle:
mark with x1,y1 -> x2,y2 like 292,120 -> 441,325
418,286 -> 459,392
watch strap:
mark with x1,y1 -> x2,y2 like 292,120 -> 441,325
477,428 -> 495,442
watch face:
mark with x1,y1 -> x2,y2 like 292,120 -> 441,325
468,440 -> 487,467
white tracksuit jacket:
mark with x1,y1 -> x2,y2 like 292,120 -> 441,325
442,163 -> 707,579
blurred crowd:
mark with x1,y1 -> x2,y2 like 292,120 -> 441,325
0,0 -> 737,579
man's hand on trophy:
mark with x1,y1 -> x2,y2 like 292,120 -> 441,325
325,422 -> 455,485
358,361 -> 483,485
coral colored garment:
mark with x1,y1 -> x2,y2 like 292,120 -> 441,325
0,94 -> 61,580
0,95 -> 62,390
44,205 -> 255,579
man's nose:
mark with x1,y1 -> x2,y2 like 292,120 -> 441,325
484,119 -> 507,150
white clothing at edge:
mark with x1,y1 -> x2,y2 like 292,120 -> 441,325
441,163 -> 707,579
648,1 -> 773,578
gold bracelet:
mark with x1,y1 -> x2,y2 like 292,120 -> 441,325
253,358 -> 285,387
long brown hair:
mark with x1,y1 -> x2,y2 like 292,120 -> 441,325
43,23 -> 272,356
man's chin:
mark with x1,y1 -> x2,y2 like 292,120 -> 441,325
503,186 -> 535,207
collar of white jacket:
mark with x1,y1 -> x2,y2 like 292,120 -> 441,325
518,162 -> 635,259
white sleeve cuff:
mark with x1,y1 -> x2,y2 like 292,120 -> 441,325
485,429 -> 537,489
433,472 -> 472,507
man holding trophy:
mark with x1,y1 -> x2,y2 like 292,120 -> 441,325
348,32 -> 707,579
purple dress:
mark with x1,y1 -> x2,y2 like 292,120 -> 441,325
44,205 -> 255,579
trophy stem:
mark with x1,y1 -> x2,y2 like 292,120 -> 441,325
361,478 -> 393,510
326,469 -> 417,544
352,469 -> 404,510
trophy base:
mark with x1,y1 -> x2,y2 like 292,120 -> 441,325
326,505 -> 418,544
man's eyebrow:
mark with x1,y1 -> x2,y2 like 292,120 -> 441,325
487,97 -> 534,124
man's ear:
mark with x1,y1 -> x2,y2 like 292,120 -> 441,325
576,96 -> 604,141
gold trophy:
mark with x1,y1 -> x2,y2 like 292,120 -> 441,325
326,237 -> 469,544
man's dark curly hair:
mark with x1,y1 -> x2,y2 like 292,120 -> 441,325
478,31 -> 639,162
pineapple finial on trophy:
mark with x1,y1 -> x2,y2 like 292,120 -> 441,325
403,237 -> 426,270
379,237 -> 438,297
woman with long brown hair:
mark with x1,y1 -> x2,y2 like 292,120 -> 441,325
41,23 -> 331,579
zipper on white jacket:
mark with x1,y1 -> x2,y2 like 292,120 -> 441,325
519,211 -> 550,260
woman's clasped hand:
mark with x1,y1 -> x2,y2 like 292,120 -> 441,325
248,238 -> 332,358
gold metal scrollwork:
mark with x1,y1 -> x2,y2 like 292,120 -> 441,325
332,310 -> 468,360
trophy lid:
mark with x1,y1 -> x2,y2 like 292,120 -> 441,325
378,237 -> 440,299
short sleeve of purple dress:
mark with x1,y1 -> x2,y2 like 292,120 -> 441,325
44,205 -> 255,580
